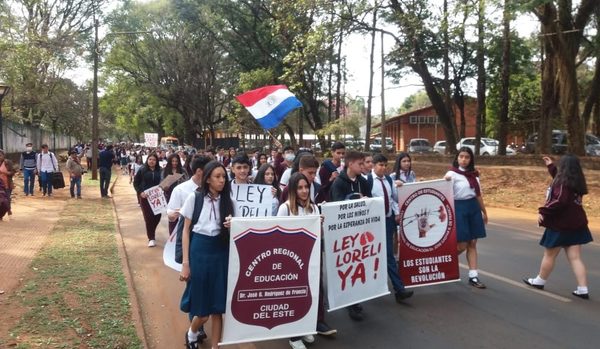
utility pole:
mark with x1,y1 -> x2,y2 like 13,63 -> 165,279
91,6 -> 100,180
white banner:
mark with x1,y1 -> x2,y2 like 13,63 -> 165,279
321,197 -> 390,311
143,185 -> 167,215
231,184 -> 274,217
144,133 -> 158,147
221,216 -> 321,345
163,230 -> 181,272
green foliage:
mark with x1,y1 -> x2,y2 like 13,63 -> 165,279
317,116 -> 361,140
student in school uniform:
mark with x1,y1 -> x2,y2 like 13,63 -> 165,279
360,153 -> 374,179
318,141 -> 345,202
253,163 -> 281,216
280,154 -> 320,203
523,155 -> 593,299
391,152 -> 416,185
179,161 -> 234,349
368,154 -> 414,302
444,147 -> 488,289
133,153 -> 163,247
329,150 -> 371,321
229,153 -> 252,184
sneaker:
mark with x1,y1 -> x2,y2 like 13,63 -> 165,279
289,339 -> 307,349
469,277 -> 486,289
148,240 -> 156,247
522,278 -> 544,290
316,321 -> 337,336
395,290 -> 414,302
347,304 -> 364,321
184,331 -> 199,349
572,291 -> 589,300
302,334 -> 315,343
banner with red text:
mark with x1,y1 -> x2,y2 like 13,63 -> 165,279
143,185 -> 167,215
221,216 -> 321,345
321,198 -> 389,311
397,179 -> 459,287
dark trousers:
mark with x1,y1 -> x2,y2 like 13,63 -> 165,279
99,167 -> 111,197
23,168 -> 36,195
140,195 -> 162,240
40,171 -> 53,195
386,216 -> 405,293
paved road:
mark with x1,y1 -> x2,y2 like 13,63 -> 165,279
113,173 -> 600,349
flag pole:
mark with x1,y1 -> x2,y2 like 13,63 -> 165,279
266,129 -> 282,148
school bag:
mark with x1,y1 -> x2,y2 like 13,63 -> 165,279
174,191 -> 204,264
366,173 -> 393,194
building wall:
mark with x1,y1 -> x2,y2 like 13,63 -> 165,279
1,119 -> 76,154
384,100 -> 478,151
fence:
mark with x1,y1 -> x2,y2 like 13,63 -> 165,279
1,119 -> 76,154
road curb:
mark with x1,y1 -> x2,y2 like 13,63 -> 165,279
110,174 -> 150,349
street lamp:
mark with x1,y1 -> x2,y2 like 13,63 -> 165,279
0,83 -> 11,150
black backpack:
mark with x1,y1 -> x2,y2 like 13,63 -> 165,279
175,191 -> 204,264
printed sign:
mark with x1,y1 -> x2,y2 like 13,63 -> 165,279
144,133 -> 158,147
321,197 -> 389,311
397,179 -> 459,287
221,216 -> 321,345
143,185 -> 167,215
231,184 -> 274,217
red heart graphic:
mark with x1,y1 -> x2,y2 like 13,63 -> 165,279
360,233 -> 367,246
366,231 -> 375,242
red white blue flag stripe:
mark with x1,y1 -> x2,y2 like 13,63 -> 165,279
236,85 -> 302,129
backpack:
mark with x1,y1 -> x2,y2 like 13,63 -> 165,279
175,191 -> 204,264
366,173 -> 393,195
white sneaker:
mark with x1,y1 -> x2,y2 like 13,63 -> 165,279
289,339 -> 307,349
302,335 -> 315,343
148,240 -> 156,247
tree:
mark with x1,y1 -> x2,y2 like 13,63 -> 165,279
530,0 -> 600,155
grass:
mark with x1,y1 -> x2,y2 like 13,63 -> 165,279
3,197 -> 142,349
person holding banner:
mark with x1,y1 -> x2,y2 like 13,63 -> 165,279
391,152 -> 416,185
278,173 -> 336,348
133,153 -> 163,248
179,161 -> 234,349
368,154 -> 414,302
444,147 -> 488,289
230,154 -> 252,184
162,154 -> 189,203
523,155 -> 592,299
253,163 -> 281,216
330,150 -> 371,321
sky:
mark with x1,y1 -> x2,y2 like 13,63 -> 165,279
64,2 -> 539,118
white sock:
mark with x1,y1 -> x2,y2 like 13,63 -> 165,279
576,286 -> 588,294
468,270 -> 478,278
188,328 -> 198,341
532,275 -> 546,285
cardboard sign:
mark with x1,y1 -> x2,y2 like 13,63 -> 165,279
231,184 -> 274,217
144,133 -> 158,147
143,185 -> 167,215
321,197 -> 390,311
397,179 -> 459,287
221,216 -> 321,345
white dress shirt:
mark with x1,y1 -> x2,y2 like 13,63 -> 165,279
37,152 -> 58,173
166,179 -> 199,215
444,170 -> 480,200
180,193 -> 222,236
370,171 -> 399,217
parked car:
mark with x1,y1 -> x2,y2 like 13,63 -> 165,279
370,137 -> 395,152
456,137 -> 515,156
525,130 -> 600,156
433,140 -> 447,154
408,138 -> 433,153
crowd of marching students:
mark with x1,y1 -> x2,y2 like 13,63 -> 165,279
126,142 -> 593,349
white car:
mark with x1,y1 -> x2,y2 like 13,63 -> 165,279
433,140 -> 447,154
456,137 -> 515,156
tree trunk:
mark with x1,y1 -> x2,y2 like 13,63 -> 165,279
475,0 -> 486,156
498,0 -> 511,156
283,122 -> 297,148
380,31 -> 387,155
365,9 -> 377,151
581,45 -> 600,130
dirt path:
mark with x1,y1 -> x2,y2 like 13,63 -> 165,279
0,170 -> 75,339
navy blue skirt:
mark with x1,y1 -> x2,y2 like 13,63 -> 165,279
539,227 -> 593,248
455,198 -> 486,243
180,234 -> 229,317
